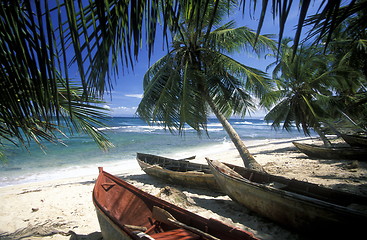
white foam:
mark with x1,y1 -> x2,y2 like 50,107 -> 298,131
0,159 -> 141,188
98,125 -> 166,132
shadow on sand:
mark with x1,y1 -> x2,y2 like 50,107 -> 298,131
0,228 -> 102,240
69,231 -> 102,240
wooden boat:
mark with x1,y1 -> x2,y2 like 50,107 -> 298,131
293,141 -> 367,160
93,167 -> 259,240
341,134 -> 367,147
137,152 -> 220,191
207,159 -> 367,238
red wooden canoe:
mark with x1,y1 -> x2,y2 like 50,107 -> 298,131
93,167 -> 259,240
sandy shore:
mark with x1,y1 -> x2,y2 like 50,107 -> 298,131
1,138 -> 366,240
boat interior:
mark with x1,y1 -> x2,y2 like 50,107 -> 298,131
215,161 -> 367,209
138,153 -> 212,173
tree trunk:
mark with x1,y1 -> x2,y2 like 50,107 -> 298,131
314,126 -> 331,147
206,97 -> 265,172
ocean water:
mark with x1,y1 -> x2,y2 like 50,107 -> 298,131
0,117 -> 308,187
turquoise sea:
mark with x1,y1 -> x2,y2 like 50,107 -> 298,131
0,117 -> 309,187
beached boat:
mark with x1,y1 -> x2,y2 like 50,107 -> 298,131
293,141 -> 367,160
93,167 -> 259,240
206,159 -> 367,238
341,134 -> 367,147
137,152 -> 220,191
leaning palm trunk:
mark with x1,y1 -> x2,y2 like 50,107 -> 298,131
207,97 -> 265,172
314,126 -> 331,147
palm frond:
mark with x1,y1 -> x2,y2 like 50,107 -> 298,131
242,0 -> 366,54
207,51 -> 272,99
138,53 -> 208,134
206,70 -> 254,117
264,98 -> 293,131
304,1 -> 367,48
208,23 -> 276,54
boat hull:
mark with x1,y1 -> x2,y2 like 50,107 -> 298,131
93,167 -> 259,240
207,159 -> 367,237
293,141 -> 367,160
137,153 -> 220,191
341,134 -> 367,147
95,207 -> 132,240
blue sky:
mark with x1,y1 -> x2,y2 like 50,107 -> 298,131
102,3 -> 319,118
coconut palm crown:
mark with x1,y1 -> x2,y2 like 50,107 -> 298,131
137,1 -> 276,170
265,39 -> 362,145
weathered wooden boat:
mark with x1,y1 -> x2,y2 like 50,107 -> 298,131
293,141 -> 367,160
93,167 -> 259,240
137,152 -> 220,191
341,134 -> 367,147
207,159 -> 367,238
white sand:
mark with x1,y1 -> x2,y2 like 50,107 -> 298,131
1,138 -> 366,240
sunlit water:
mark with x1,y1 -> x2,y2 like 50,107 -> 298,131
0,117 -> 309,187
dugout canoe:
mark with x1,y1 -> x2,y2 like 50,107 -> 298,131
93,167 -> 259,240
206,159 -> 367,238
341,134 -> 367,147
137,152 -> 220,191
293,141 -> 367,160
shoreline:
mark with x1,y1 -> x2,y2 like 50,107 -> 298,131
0,136 -> 309,188
1,137 -> 366,239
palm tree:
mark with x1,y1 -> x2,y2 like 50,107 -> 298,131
264,39 -> 360,145
2,0 -> 364,156
137,1 -> 276,171
320,18 -> 367,132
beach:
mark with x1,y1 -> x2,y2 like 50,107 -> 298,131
1,138 -> 366,240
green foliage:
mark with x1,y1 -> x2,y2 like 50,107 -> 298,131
319,11 -> 367,131
0,1 -> 117,151
265,37 -> 365,136
304,0 -> 367,50
137,0 -> 275,134
266,41 -> 333,134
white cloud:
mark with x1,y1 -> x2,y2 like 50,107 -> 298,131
125,94 -> 143,99
108,106 -> 138,117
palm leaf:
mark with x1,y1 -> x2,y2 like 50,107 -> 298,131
207,51 -> 272,99
208,22 -> 276,54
